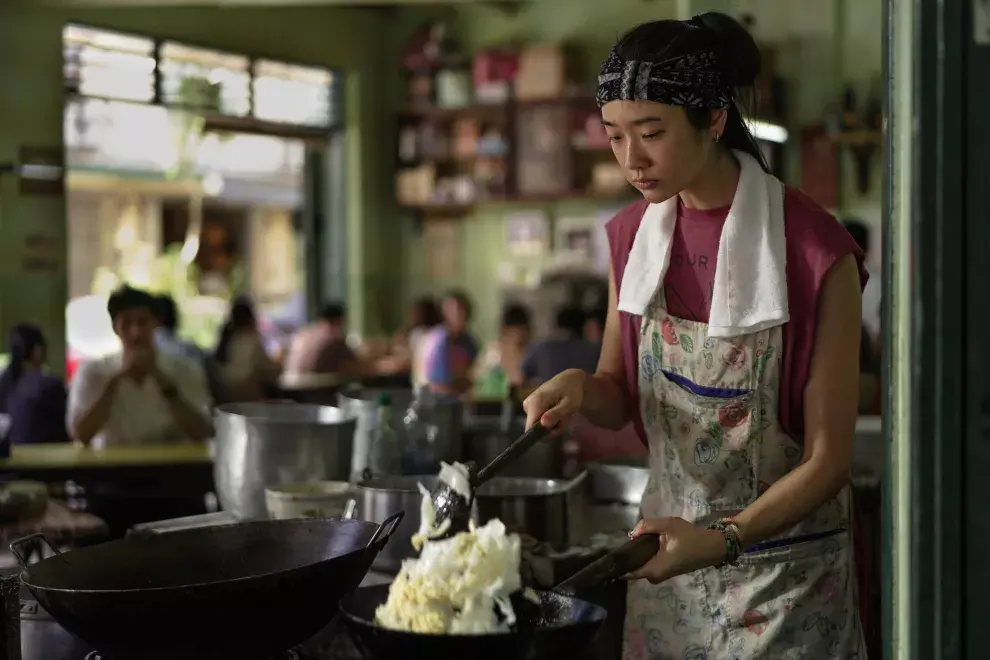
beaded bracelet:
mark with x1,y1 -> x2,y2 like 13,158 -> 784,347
707,518 -> 743,566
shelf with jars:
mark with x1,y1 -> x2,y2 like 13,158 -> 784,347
395,25 -> 636,217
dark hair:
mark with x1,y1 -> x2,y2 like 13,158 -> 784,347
155,294 -> 179,331
412,297 -> 441,328
613,12 -> 769,172
501,304 -> 531,329
0,324 -> 46,407
215,297 -> 257,365
319,301 -> 346,323
107,285 -> 158,321
556,307 -> 587,337
843,220 -> 870,252
444,289 -> 473,321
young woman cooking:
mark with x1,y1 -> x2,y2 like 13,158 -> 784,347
522,13 -> 867,659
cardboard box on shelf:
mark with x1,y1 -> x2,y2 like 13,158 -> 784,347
514,45 -> 576,101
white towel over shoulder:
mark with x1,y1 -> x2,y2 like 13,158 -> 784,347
617,150 -> 788,338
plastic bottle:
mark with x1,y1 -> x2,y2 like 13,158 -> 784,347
401,392 -> 439,475
366,393 -> 401,477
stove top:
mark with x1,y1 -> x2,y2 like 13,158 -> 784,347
82,648 -> 320,660
82,653 -> 310,660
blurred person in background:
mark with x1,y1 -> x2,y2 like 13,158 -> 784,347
473,303 -> 533,397
68,286 -> 212,447
154,294 -> 225,404
214,297 -> 281,402
844,219 -> 881,347
843,220 -> 882,413
522,306 -> 600,387
391,296 -> 442,387
153,295 -> 201,362
422,289 -> 479,395
0,324 -> 70,444
284,301 -> 360,376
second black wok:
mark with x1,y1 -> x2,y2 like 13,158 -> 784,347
338,533 -> 660,660
340,583 -> 607,660
11,512 -> 404,660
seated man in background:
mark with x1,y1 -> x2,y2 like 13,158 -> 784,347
524,306 -> 644,462
284,302 -> 358,376
68,286 -> 212,448
154,294 -> 225,404
522,306 -> 600,387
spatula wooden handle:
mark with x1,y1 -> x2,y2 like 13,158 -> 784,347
553,533 -> 661,596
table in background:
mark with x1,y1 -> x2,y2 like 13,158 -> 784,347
0,443 -> 214,539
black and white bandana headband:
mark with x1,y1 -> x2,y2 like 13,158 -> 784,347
596,48 -> 732,110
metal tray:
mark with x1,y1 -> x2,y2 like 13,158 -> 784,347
587,456 -> 650,505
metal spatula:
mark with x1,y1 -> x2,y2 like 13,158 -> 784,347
429,422 -> 553,537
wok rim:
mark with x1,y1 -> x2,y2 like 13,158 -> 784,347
339,584 -> 609,637
19,517 -> 383,596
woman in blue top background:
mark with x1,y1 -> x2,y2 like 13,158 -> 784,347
422,290 -> 479,395
0,324 -> 71,444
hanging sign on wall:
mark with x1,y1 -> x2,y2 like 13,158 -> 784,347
17,145 -> 65,197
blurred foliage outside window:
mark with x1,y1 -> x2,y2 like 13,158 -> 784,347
91,243 -> 244,349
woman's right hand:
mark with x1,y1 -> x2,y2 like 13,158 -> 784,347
522,369 -> 587,430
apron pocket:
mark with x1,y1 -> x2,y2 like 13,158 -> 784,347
712,532 -> 858,658
660,369 -> 754,403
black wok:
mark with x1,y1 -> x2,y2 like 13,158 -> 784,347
10,512 -> 404,660
339,532 -> 660,660
341,584 -> 605,660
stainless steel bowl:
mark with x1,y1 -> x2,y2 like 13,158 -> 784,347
356,475 -> 442,572
475,472 -> 589,549
213,402 -> 356,521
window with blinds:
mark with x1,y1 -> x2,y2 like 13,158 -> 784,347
252,60 -> 337,127
63,24 -> 156,103
63,26 -> 343,129
159,42 -> 251,117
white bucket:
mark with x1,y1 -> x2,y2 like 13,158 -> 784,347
264,481 -> 356,520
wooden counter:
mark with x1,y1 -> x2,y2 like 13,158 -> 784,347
0,443 -> 216,539
0,442 -> 212,472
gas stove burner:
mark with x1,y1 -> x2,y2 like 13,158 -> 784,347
84,650 -> 301,660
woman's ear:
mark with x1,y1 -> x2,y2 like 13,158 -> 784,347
710,108 -> 728,140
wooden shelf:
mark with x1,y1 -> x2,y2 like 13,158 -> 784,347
399,189 -> 635,216
830,129 -> 882,147
399,203 -> 476,217
398,104 -> 510,122
398,93 -> 596,122
396,93 -> 627,216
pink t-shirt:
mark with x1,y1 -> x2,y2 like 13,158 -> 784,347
606,186 -> 867,445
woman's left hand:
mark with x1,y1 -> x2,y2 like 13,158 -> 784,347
623,517 -> 728,584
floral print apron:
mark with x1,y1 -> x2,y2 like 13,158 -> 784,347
623,289 -> 866,660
